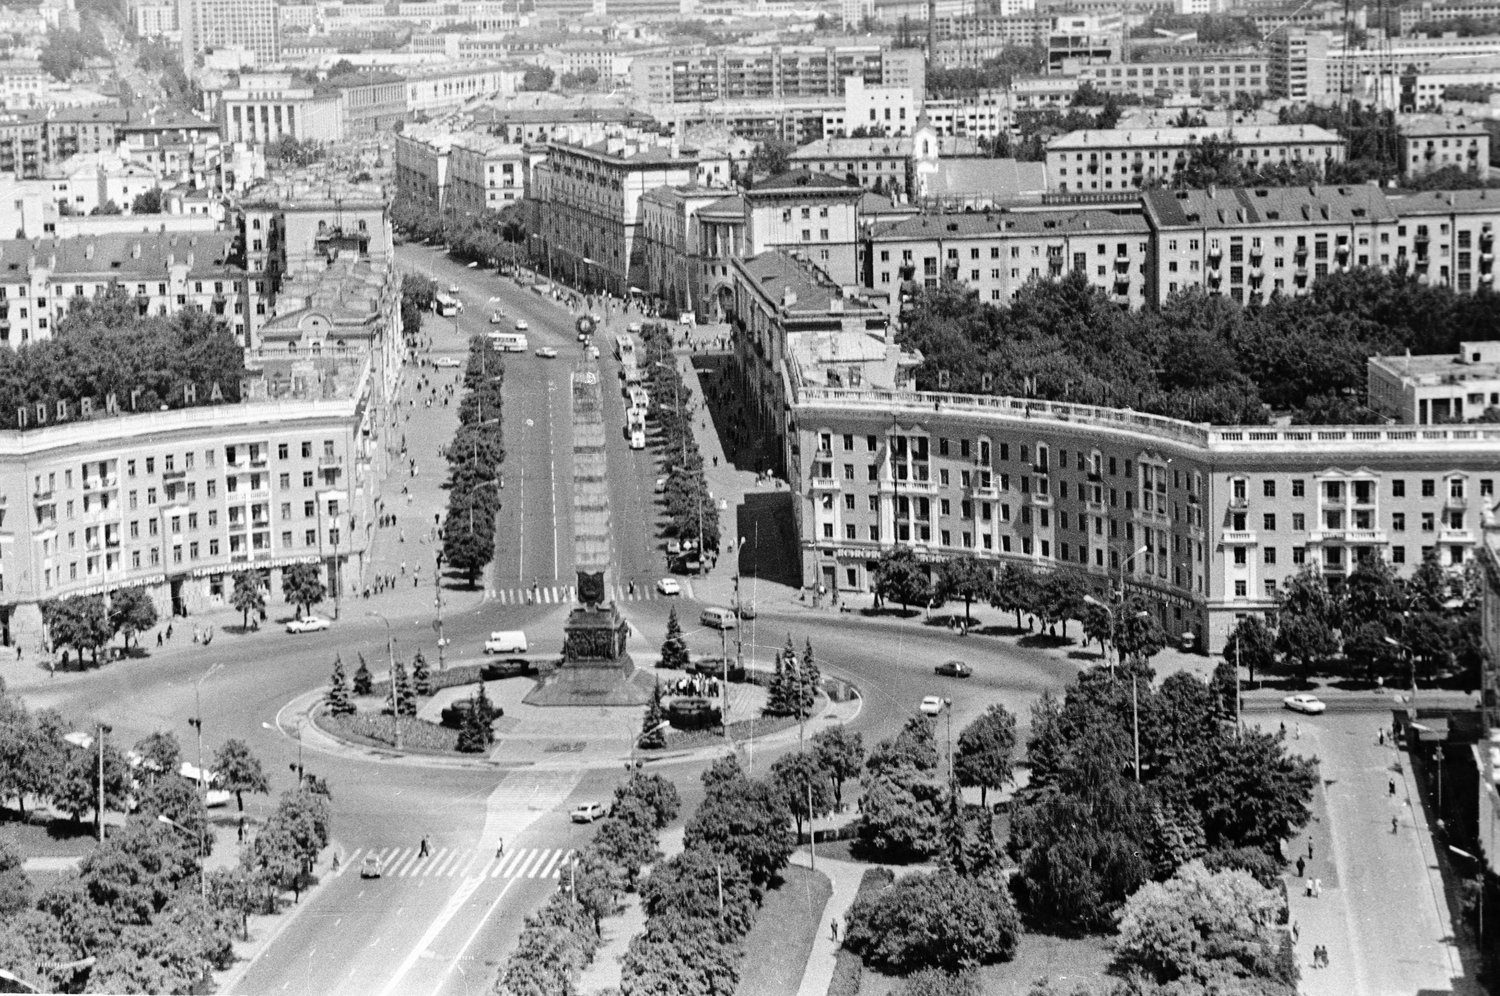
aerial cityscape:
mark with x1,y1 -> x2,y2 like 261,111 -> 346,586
0,0 -> 1497,992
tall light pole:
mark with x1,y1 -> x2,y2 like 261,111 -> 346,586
1083,594 -> 1148,782
434,548 -> 446,671
368,611 -> 400,749
188,662 -> 223,854
1118,543 -> 1150,599
1448,845 -> 1485,945
96,722 -> 111,843
1384,635 -> 1417,714
733,535 -> 746,670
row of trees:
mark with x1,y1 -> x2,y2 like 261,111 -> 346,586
618,756 -> 792,996
390,197 -> 525,269
0,678 -> 323,993
497,772 -> 679,995
898,267 -> 1500,425
0,294 -> 245,431
39,587 -> 158,665
640,324 -> 721,553
441,335 -> 507,586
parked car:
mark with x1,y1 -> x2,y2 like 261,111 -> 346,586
1282,693 -> 1327,715
656,577 -> 681,596
489,311 -> 505,324
435,356 -> 462,368
484,630 -> 528,654
480,659 -> 534,681
699,606 -> 737,629
734,601 -> 757,621
570,802 -> 610,823
514,318 -> 529,331
654,477 -> 667,493
535,347 -> 558,359
285,616 -> 331,633
439,699 -> 502,730
920,695 -> 946,716
361,855 -> 383,878
935,660 -> 971,678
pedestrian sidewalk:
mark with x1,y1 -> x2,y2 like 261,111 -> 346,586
790,851 -> 864,996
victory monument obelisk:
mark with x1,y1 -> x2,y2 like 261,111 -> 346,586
526,354 -> 644,705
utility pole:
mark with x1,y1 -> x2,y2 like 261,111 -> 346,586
435,550 -> 445,671
96,722 -> 110,843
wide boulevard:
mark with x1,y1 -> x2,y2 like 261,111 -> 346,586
9,246 -> 1086,996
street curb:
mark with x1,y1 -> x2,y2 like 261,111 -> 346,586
213,845 -> 343,995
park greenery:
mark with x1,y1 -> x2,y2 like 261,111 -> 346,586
641,323 -> 721,554
390,197 -> 525,270
496,771 -> 679,995
0,293 -> 244,431
0,677 -> 329,993
440,334 -> 507,586
897,268 -> 1500,425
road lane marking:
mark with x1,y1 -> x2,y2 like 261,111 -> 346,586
376,875 -> 484,996
390,848 -> 422,877
513,849 -> 544,878
536,849 -> 569,879
427,875 -> 522,996
435,849 -> 463,876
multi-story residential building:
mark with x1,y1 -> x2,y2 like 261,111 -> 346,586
1390,187 -> 1500,294
696,193 -> 747,319
0,178 -> 52,240
0,61 -> 49,105
0,231 -> 260,348
392,131 -> 451,214
730,248 -> 900,472
1400,115 -> 1491,178
234,172 -> 391,288
862,208 -> 1151,313
43,154 -> 163,217
782,374 -> 1500,653
787,131 -> 984,198
44,107 -> 131,162
131,0 -> 179,40
1046,124 -> 1345,193
1271,27 -> 1500,103
822,76 -> 918,138
1047,13 -> 1123,73
1399,0 -> 1500,34
659,96 -> 841,145
922,89 -> 1012,142
469,102 -> 657,145
639,185 -> 736,319
743,171 -> 864,287
0,111 -> 45,180
219,73 -> 344,146
1369,340 -> 1500,424
1141,185 -> 1399,306
1267,28 -> 1330,101
1066,55 -> 1268,100
630,45 -> 925,104
1398,54 -> 1500,109
401,62 -> 522,117
177,0 -> 280,66
531,136 -> 725,295
446,136 -> 526,214
116,111 -> 222,187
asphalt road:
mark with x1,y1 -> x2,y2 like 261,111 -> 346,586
8,248 -> 1092,996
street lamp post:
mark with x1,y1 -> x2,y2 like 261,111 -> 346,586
368,611 -> 400,749
187,662 -> 223,853
96,722 -> 111,843
1448,845 -> 1485,945
157,814 -> 208,899
1083,594 -> 1147,782
434,549 -> 446,671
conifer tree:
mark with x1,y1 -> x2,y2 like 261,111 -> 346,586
412,651 -> 433,697
640,680 -> 667,749
391,660 -> 417,716
660,607 -> 689,670
799,638 -> 821,717
352,653 -> 373,696
326,655 -> 355,716
456,692 -> 490,753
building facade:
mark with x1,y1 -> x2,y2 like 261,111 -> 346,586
743,171 -> 864,288
630,45 -> 925,104
392,131 -> 451,214
1369,340 -> 1500,425
1067,55 -> 1268,100
1046,124 -> 1345,193
178,0 -> 280,65
1401,116 -> 1491,179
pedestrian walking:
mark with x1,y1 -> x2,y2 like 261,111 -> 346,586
1295,856 -> 1305,878
238,817 -> 246,843
419,835 -> 430,858
1291,920 -> 1299,943
1305,877 -> 1314,897
1389,777 -> 1396,796
157,631 -> 163,647
1307,837 -> 1314,860
1392,815 -> 1400,833
1313,878 -> 1322,897
830,919 -> 839,941
1379,728 -> 1386,746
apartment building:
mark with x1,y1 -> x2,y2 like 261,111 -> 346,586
1390,188 -> 1500,294
177,0 -> 280,65
1067,55 -> 1268,100
1267,29 -> 1329,101
629,45 -> 925,104
921,89 -> 1012,142
862,209 -> 1151,314
785,379 -> 1500,653
0,112 -> 45,180
446,135 -> 526,214
44,107 -> 131,162
235,172 -> 392,282
1142,185 -> 1399,306
392,131 -> 451,213
660,97 -> 841,145
1047,13 -> 1123,73
1399,54 -> 1500,109
638,185 -> 737,318
1398,0 -> 1500,34
43,154 -> 163,217
788,132 -> 984,198
531,136 -> 724,296
116,111 -> 223,189
742,171 -> 865,287
1369,340 -> 1500,424
822,76 -> 918,138
0,232 -> 260,348
468,103 -> 657,146
1046,125 -> 1345,193
1401,116 -> 1491,179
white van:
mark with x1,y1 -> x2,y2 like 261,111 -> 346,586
699,607 -> 737,630
484,630 -> 529,654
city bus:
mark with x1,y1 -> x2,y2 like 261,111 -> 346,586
433,292 -> 463,317
488,331 -> 529,353
614,334 -> 636,363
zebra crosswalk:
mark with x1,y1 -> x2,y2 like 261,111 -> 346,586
342,846 -> 576,881
488,582 -> 693,605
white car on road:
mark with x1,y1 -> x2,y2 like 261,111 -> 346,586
535,347 -> 558,359
570,802 -> 610,823
435,357 -> 462,368
285,616 -> 331,634
656,578 -> 681,596
514,319 -> 529,331
1282,693 -> 1327,714
919,696 -> 946,716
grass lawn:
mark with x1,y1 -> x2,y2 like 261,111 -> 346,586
0,809 -> 97,860
735,864 -> 832,996
859,931 -> 1115,996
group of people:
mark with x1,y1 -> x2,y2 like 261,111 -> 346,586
667,673 -> 719,699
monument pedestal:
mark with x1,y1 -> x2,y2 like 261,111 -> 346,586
562,602 -> 631,669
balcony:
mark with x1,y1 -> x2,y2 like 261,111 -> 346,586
162,469 -> 186,482
1311,528 -> 1388,544
32,490 -> 53,504
249,455 -> 268,469
82,476 -> 118,491
1228,494 -> 1249,511
1440,527 -> 1476,544
1113,257 -> 1130,273
1294,247 -> 1308,260
1221,530 -> 1258,545
813,448 -> 832,461
967,482 -> 998,500
809,476 -> 840,492
1445,495 -> 1467,511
